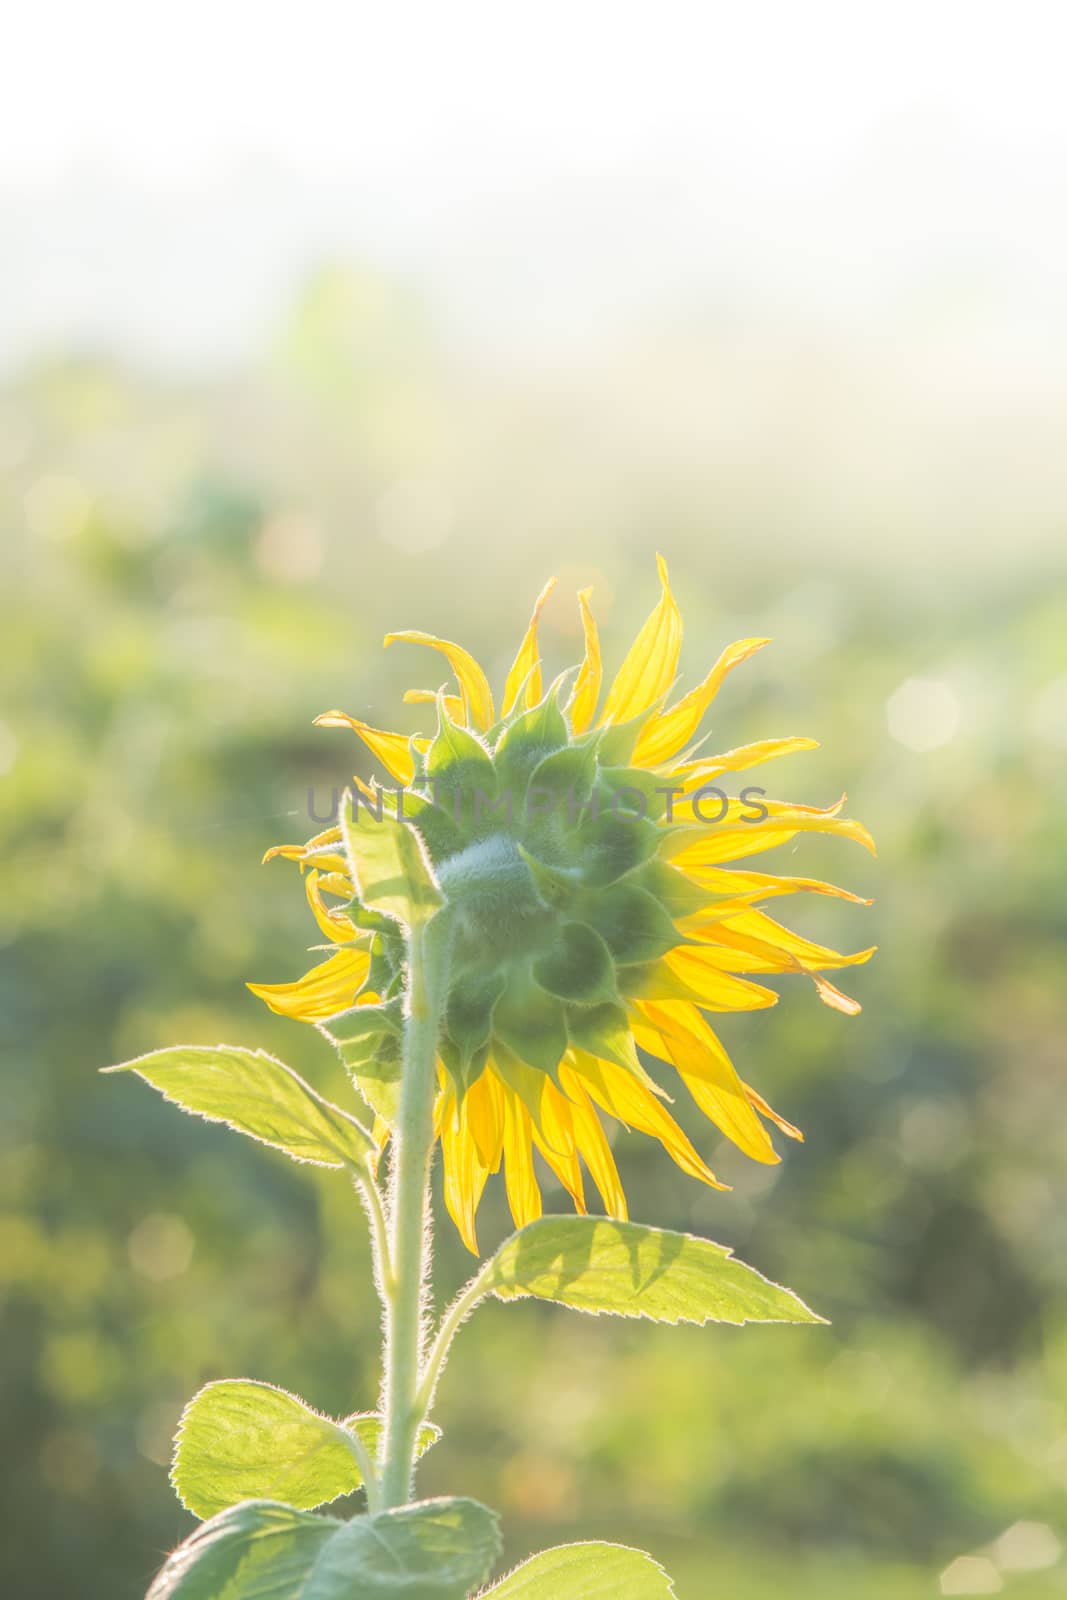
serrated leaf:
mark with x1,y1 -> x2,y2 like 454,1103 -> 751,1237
341,793 -> 443,931
172,1380 -> 439,1519
146,1495 -> 501,1600
478,1541 -> 676,1599
478,1216 -> 825,1325
103,1046 -> 374,1172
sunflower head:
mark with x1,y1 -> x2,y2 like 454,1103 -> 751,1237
251,559 -> 876,1251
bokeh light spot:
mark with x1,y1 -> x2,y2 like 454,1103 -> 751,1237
127,1213 -> 195,1282
939,1554 -> 1003,1595
887,676 -> 960,751
992,1520 -> 1062,1573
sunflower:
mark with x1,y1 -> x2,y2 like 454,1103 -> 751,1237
251,560 -> 874,1252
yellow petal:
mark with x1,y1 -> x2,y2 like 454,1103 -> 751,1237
439,1082 -> 490,1255
565,1078 -> 628,1220
503,579 -> 557,715
661,947 -> 781,1010
262,825 -> 344,868
403,688 -> 465,723
305,870 -> 357,944
384,630 -> 494,731
565,1049 -> 728,1191
666,796 -> 876,864
529,1081 -> 586,1213
636,1002 -> 778,1164
811,974 -> 862,1015
568,587 -> 602,733
247,947 -> 371,1022
599,554 -> 682,727
744,1082 -> 803,1142
677,864 -> 873,907
313,711 -> 415,785
694,908 -> 877,973
502,1088 -> 543,1231
633,637 -> 770,765
465,1065 -> 506,1171
673,736 -> 820,783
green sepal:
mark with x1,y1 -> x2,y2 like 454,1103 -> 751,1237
616,959 -> 707,1004
427,700 -> 498,831
526,730 -> 598,806
342,898 -> 399,938
320,1001 -> 404,1126
574,808 -> 663,887
444,970 -> 507,1081
638,858 -> 714,921
592,700 -> 665,766
399,789 -> 469,867
596,763 -> 671,819
523,740 -> 599,857
493,690 -> 570,802
564,1000 -> 643,1074
533,921 -> 619,1005
322,997 -> 403,1053
517,844 -> 582,914
439,1035 -> 490,1095
363,933 -> 395,999
491,1039 -> 562,1129
584,881 -> 681,965
492,970 -> 568,1078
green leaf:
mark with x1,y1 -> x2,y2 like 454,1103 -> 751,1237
341,792 -> 443,931
477,1216 -> 826,1325
146,1496 -> 501,1600
103,1046 -> 374,1173
321,999 -> 405,1124
479,1541 -> 677,1598
172,1379 -> 439,1519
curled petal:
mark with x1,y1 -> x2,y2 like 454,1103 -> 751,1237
313,711 -> 415,785
247,947 -> 371,1022
304,870 -> 357,943
384,630 -> 494,730
634,636 -> 771,765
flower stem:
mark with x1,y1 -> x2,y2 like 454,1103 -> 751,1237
378,916 -> 445,1509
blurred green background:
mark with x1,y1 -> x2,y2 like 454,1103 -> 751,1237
2,261 -> 1066,1599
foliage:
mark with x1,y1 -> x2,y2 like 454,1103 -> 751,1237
2,299 -> 1066,1597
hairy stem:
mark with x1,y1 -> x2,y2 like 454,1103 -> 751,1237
378,917 -> 445,1509
416,1263 -> 492,1419
352,1169 -> 394,1303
